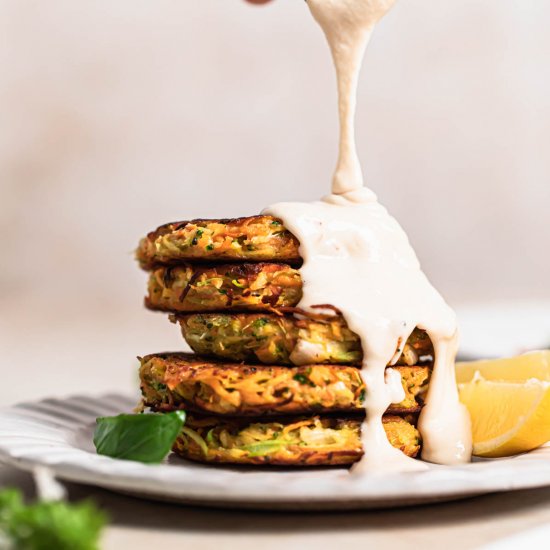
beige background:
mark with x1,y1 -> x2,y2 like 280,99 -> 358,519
1,0 -> 549,405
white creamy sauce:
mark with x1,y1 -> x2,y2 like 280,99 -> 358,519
309,0 -> 397,194
263,0 -> 472,472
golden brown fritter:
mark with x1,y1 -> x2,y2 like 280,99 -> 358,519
136,216 -> 301,269
175,313 -> 433,367
139,353 -> 430,416
172,414 -> 421,466
145,263 -> 302,313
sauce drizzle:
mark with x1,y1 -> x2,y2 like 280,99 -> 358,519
264,0 -> 472,472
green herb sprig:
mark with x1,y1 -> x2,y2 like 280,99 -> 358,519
0,489 -> 106,550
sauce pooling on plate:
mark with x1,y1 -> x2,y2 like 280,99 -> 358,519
264,0 -> 472,472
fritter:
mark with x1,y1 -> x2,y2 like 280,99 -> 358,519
146,263 -> 302,313
175,313 -> 433,366
137,215 -> 301,269
172,414 -> 421,466
139,353 -> 430,416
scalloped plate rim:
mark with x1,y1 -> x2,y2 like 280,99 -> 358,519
2,393 -> 550,510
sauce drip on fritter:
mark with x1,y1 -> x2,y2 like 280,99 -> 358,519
264,0 -> 472,473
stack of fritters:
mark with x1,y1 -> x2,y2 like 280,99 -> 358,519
136,216 -> 434,466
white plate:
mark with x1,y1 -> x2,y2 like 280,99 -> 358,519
2,394 -> 550,511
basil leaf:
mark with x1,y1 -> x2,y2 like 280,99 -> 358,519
93,411 -> 186,463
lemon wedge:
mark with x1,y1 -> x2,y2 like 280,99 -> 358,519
457,350 -> 550,384
457,351 -> 550,458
